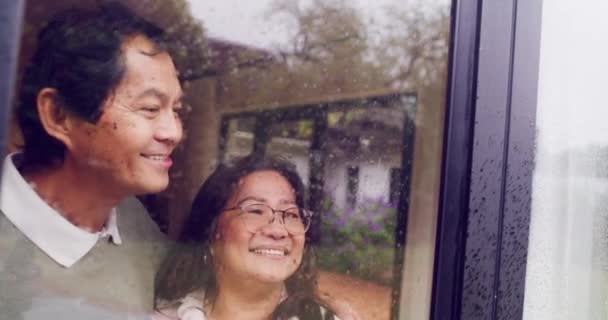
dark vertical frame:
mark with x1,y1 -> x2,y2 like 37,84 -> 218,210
391,95 -> 417,319
345,165 -> 359,207
460,0 -> 542,319
307,107 -> 327,243
490,1 -> 541,318
432,0 -> 542,319
217,118 -> 230,164
0,1 -> 25,159
431,0 -> 482,318
459,1 -> 516,318
388,167 -> 402,205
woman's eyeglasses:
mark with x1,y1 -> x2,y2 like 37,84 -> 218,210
224,203 -> 312,235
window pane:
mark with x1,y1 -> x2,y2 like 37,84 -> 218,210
320,96 -> 414,286
266,118 -> 314,186
524,1 -> 608,319
223,117 -> 256,162
5,0 -> 451,319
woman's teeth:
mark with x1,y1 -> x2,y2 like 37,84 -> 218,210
252,248 -> 286,256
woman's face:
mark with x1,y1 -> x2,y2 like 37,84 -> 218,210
212,170 -> 306,284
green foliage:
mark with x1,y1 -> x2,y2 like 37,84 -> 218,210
316,196 -> 399,285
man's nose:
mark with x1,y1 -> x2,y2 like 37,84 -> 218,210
155,110 -> 182,145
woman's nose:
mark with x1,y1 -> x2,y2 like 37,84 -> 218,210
261,213 -> 289,238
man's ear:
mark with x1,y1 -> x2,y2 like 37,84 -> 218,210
36,88 -> 77,149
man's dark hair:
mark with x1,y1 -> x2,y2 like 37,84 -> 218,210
17,2 -> 165,169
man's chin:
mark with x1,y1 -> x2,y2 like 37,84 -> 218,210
132,177 -> 169,195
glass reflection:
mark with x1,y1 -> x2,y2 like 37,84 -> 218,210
164,0 -> 451,318
9,0 -> 451,319
223,117 -> 256,162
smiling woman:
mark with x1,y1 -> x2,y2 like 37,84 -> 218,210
153,155 -> 338,320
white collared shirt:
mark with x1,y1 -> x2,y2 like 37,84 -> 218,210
0,153 -> 122,268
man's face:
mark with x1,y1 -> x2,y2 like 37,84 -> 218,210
66,35 -> 183,195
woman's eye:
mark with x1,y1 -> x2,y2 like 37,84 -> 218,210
285,212 -> 301,220
246,209 -> 265,215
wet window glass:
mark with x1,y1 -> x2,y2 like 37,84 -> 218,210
2,0 -> 451,319
524,1 -> 608,319
222,116 -> 256,162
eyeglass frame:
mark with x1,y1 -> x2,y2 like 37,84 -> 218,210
222,203 -> 313,235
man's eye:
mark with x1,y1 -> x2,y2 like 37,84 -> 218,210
172,107 -> 183,119
141,106 -> 160,113
246,209 -> 265,215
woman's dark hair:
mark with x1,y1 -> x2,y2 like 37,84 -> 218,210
154,155 -> 334,319
17,2 -> 165,169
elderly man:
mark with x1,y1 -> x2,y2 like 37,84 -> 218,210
0,3 -> 182,318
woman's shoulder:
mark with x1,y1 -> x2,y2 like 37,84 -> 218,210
153,292 -> 341,320
150,309 -> 178,320
152,292 -> 207,320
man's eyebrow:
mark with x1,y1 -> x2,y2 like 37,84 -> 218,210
135,88 -> 166,101
138,48 -> 162,56
134,88 -> 184,105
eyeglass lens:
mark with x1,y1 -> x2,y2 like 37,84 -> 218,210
240,204 -> 310,235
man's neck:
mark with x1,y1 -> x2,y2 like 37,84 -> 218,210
210,277 -> 284,320
22,160 -> 123,232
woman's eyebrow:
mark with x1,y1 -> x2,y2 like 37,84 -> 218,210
236,196 -> 267,205
279,199 -> 297,206
236,197 -> 297,206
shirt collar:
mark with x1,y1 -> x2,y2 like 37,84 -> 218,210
0,153 -> 122,268
175,287 -> 289,319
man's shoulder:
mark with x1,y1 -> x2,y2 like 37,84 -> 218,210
0,210 -> 26,252
116,196 -> 168,243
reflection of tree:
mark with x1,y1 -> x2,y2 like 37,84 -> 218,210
268,0 -> 450,91
214,0 -> 449,115
384,5 -> 450,87
269,0 -> 368,63
268,0 -> 385,97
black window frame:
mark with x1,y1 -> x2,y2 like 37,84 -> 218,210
431,0 -> 542,319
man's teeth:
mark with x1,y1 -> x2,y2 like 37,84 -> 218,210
144,155 -> 166,160
253,248 -> 286,256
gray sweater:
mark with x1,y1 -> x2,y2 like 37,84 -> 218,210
0,197 -> 168,320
